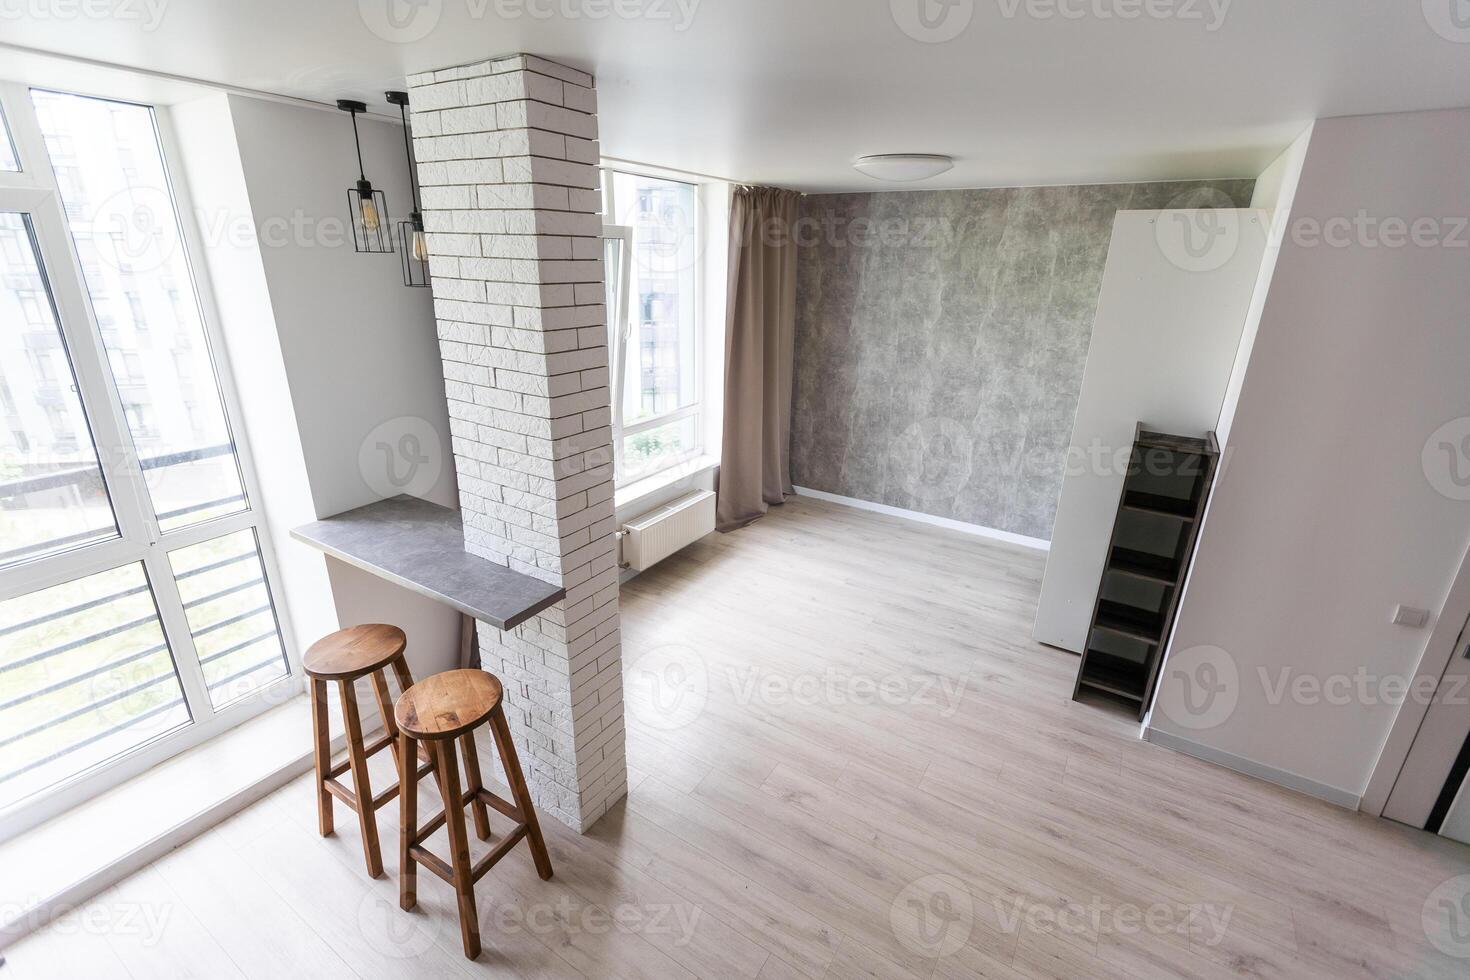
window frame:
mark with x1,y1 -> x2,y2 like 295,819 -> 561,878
602,223 -> 634,451
600,166 -> 707,486
0,99 -> 18,172
0,80 -> 300,842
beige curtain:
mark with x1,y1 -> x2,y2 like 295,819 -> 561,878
717,185 -> 801,532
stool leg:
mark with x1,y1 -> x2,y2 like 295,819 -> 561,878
391,656 -> 445,800
435,739 -> 481,960
368,668 -> 403,774
489,706 -> 553,880
399,731 -> 419,912
460,732 -> 492,842
389,654 -> 415,699
339,679 -> 384,878
309,678 -> 333,837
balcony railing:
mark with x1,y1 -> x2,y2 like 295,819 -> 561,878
0,443 -> 238,498
0,443 -> 281,795
0,444 -> 244,566
0,547 -> 284,787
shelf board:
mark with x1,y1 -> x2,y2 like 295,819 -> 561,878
1092,604 -> 1164,644
1120,491 -> 1197,520
1078,661 -> 1147,702
1135,429 -> 1213,456
1107,548 -> 1178,585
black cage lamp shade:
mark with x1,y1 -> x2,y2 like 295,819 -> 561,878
387,90 -> 429,287
336,99 -> 392,253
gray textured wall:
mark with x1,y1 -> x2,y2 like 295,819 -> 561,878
790,179 -> 1254,541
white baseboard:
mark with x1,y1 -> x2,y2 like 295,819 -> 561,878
1144,726 -> 1362,810
791,486 -> 1050,551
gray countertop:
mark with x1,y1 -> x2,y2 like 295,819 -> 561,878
290,495 -> 564,631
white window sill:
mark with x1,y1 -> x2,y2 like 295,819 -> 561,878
614,454 -> 719,516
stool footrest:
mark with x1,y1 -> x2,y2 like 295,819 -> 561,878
413,809 -> 448,846
407,844 -> 455,884
412,786 -> 498,846
327,729 -> 395,780
370,782 -> 400,811
406,821 -> 531,886
480,789 -> 524,824
471,824 -> 529,884
326,758 -> 433,814
323,777 -> 358,810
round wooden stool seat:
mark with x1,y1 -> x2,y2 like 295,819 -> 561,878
303,624 -> 406,680
395,668 -> 503,740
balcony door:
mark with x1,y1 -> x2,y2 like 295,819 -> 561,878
0,84 -> 294,839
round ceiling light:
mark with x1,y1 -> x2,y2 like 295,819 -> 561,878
852,153 -> 955,182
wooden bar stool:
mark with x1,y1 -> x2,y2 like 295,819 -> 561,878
304,624 -> 439,878
395,668 -> 553,960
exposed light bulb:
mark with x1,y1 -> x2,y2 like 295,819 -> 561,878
411,228 -> 428,262
359,197 -> 380,232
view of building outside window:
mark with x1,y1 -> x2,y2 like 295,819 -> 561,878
33,89 -> 248,533
0,213 -> 118,567
606,171 -> 700,481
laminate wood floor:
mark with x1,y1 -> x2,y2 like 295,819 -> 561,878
5,496 -> 1470,979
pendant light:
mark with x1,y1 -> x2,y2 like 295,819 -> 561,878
336,99 -> 392,253
386,90 -> 429,287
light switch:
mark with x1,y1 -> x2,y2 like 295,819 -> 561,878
1392,605 -> 1430,628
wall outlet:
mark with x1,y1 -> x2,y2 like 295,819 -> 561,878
1392,604 -> 1430,628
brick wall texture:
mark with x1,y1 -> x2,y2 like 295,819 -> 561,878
406,53 -> 625,832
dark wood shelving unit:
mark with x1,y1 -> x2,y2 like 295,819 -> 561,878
1072,423 -> 1220,718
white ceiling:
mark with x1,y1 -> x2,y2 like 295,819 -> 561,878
1,0 -> 1467,191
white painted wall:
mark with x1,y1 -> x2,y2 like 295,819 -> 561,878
167,95 -> 337,655
171,93 -> 461,679
1248,129 -> 1310,212
1034,210 -> 1267,653
1215,125 -> 1314,447
1151,107 -> 1470,804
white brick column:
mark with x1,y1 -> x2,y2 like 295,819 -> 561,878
406,54 -> 625,832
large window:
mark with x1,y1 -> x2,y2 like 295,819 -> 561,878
0,85 -> 290,831
602,171 -> 702,484
32,91 -> 249,533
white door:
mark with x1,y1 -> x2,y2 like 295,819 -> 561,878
1382,611 -> 1470,840
1440,770 -> 1470,844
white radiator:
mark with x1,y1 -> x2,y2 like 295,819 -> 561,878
620,490 -> 716,571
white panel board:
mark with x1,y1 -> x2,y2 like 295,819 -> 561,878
1033,210 -> 1267,653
